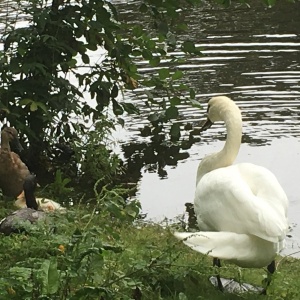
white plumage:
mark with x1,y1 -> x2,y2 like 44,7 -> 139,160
174,96 -> 288,269
15,194 -> 65,212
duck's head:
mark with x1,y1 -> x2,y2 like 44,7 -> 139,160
1,127 -> 24,152
200,96 -> 241,131
23,174 -> 38,210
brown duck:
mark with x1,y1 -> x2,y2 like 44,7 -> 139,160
0,127 -> 30,198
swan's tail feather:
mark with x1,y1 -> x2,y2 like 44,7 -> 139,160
174,231 -> 277,268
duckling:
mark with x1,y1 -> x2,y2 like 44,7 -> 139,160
15,192 -> 66,212
0,127 -> 30,198
0,174 -> 46,235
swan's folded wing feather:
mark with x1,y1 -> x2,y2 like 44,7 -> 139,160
174,231 -> 277,268
195,166 -> 288,243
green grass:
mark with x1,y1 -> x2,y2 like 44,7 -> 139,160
0,200 -> 299,299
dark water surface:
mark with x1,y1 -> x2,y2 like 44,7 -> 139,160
1,0 -> 300,256
113,0 -> 300,257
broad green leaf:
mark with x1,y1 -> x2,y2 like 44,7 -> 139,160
158,68 -> 170,80
172,70 -> 183,80
132,25 -> 143,37
122,102 -> 139,114
150,56 -> 160,67
112,100 -> 124,115
170,123 -> 181,140
132,49 -> 142,56
82,53 -> 90,64
30,102 -> 38,111
19,98 -> 33,106
170,96 -> 181,106
36,102 -> 48,113
111,85 -> 119,98
142,49 -> 153,60
165,106 -> 179,119
146,39 -> 156,50
38,258 -> 59,294
47,257 -> 59,294
182,41 -> 196,53
148,113 -> 159,122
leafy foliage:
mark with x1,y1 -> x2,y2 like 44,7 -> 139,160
0,0 -> 206,182
0,193 -> 299,299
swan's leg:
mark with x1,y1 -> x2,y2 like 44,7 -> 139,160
261,260 -> 276,295
213,258 -> 224,292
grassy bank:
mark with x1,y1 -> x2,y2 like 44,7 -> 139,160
0,198 -> 299,299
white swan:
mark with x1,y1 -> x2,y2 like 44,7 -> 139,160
15,192 -> 66,212
174,96 -> 288,276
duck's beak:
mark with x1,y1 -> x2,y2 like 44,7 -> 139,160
200,118 -> 213,132
10,137 -> 24,152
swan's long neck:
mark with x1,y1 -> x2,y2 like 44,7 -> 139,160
0,132 -> 11,151
196,110 -> 242,185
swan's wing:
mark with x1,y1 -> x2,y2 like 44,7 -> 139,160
173,231 -> 276,268
195,164 -> 288,243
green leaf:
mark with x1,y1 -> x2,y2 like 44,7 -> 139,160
158,68 -> 170,80
36,102 -> 48,113
170,96 -> 181,106
142,49 -> 153,60
157,21 -> 169,35
47,257 -> 59,294
182,41 -> 196,53
132,25 -> 143,37
139,3 -> 148,13
170,123 -> 181,140
19,98 -> 33,106
172,70 -> 183,80
82,53 -> 90,64
150,57 -> 160,67
111,85 -> 119,98
132,49 -> 142,56
122,102 -> 139,114
190,88 -> 196,99
30,102 -> 38,111
112,100 -> 124,115
148,113 -> 159,122
165,106 -> 178,120
190,99 -> 201,109
38,258 -> 59,294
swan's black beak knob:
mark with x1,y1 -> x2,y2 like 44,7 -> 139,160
200,118 -> 213,132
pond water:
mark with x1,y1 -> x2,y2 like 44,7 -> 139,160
1,0 -> 300,257
114,0 -> 300,257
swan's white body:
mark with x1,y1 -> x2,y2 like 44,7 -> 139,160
15,196 -> 65,212
174,96 -> 288,268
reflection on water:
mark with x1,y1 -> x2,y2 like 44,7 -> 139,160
114,1 -> 300,256
1,0 -> 300,255
116,0 -> 300,140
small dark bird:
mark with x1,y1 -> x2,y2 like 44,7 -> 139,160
0,174 -> 45,235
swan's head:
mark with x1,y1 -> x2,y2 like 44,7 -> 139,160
201,96 -> 241,131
